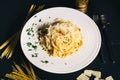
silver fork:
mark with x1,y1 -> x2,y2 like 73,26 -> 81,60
93,14 -> 115,63
92,15 -> 106,63
100,15 -> 115,64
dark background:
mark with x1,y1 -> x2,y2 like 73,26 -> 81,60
0,0 -> 120,80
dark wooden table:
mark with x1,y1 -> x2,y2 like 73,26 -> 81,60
0,0 -> 120,80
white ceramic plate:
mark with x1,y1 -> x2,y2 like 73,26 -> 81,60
20,7 -> 101,74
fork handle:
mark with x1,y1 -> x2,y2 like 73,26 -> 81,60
101,28 -> 115,63
100,43 -> 106,63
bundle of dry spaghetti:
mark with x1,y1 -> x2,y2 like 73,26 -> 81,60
38,19 -> 83,58
0,4 -> 45,59
5,62 -> 41,80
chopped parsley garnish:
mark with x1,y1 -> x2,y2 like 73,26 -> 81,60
42,47 -> 46,51
39,19 -> 41,22
26,28 -> 31,32
26,28 -> 34,36
31,28 -> 34,32
26,42 -> 38,50
32,53 -> 38,57
32,34 -> 34,37
41,60 -> 49,63
32,45 -> 37,50
26,28 -> 31,35
26,42 -> 32,47
27,32 -> 31,35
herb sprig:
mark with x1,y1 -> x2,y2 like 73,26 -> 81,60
26,42 -> 38,50
41,60 -> 49,64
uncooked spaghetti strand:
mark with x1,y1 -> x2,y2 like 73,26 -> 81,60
0,4 -> 36,50
7,32 -> 20,59
0,44 -> 11,59
0,32 -> 18,50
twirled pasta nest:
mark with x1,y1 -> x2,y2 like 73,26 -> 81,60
38,19 -> 83,58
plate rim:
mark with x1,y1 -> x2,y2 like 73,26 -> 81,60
20,7 -> 101,74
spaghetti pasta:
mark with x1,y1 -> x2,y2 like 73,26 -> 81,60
38,19 -> 83,58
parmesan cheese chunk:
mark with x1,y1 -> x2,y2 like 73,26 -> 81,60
92,70 -> 101,78
84,70 -> 93,77
77,73 -> 89,80
76,70 -> 114,80
105,76 -> 113,80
